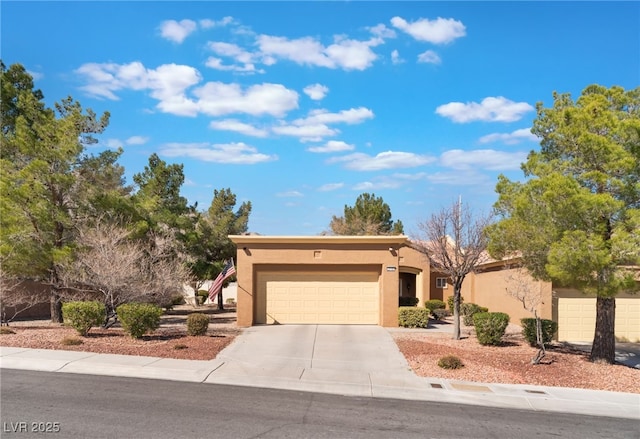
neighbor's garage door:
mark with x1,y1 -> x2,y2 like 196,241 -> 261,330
557,297 -> 640,342
255,271 -> 379,325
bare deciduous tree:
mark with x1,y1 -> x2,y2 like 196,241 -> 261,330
415,201 -> 493,340
58,220 -> 191,327
0,274 -> 49,325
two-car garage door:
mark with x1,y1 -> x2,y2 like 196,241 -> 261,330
255,271 -> 379,325
557,297 -> 640,342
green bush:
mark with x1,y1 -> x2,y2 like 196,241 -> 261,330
398,307 -> 430,328
461,303 -> 488,326
473,312 -> 510,346
116,303 -> 163,338
521,318 -> 558,347
399,296 -> 419,307
432,308 -> 451,321
424,299 -> 446,311
437,355 -> 464,369
186,313 -> 210,336
196,290 -> 209,305
62,301 -> 105,336
446,295 -> 464,312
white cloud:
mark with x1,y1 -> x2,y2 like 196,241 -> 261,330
103,139 -> 122,149
208,42 -> 255,64
369,23 -> 397,39
209,119 -> 269,137
391,49 -> 404,64
303,107 -> 374,125
272,123 -> 338,142
303,83 -> 329,100
436,97 -> 534,123
159,19 -> 197,44
391,16 -> 466,44
199,17 -> 233,29
307,140 -> 355,153
76,61 -> 298,118
353,172 -> 427,190
318,182 -> 344,192
205,57 -> 263,74
277,190 -> 304,197
417,50 -> 441,64
125,136 -> 149,145
440,149 -> 528,171
328,151 -> 435,171
194,82 -> 299,117
353,180 -> 402,190
478,128 -> 539,145
257,34 -> 381,71
159,142 -> 277,164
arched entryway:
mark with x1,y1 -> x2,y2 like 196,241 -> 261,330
398,267 -> 424,306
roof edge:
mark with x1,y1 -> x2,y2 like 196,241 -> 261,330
229,235 -> 410,245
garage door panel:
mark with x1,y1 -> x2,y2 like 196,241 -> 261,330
259,271 -> 379,325
557,297 -> 640,342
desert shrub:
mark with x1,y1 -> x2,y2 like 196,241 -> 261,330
521,318 -> 558,347
437,355 -> 464,369
474,312 -> 510,346
62,301 -> 105,336
446,295 -> 464,312
116,303 -> 163,339
461,303 -> 488,326
432,308 -> 451,321
225,298 -> 236,305
398,307 -> 430,328
187,313 -> 210,336
173,343 -> 188,350
61,336 -> 83,346
196,290 -> 209,305
0,327 -> 16,334
399,297 -> 419,307
424,299 -> 445,311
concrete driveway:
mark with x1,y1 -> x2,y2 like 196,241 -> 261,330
205,325 -> 428,397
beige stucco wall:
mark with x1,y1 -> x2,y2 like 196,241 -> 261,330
230,235 -> 421,327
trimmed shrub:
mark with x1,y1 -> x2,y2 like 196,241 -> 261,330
187,313 -> 210,336
473,312 -> 510,346
62,301 -> 105,336
116,303 -> 163,339
432,308 -> 451,321
399,296 -> 419,307
0,327 -> 16,335
521,318 -> 558,347
424,299 -> 445,311
446,294 -> 464,312
173,343 -> 188,350
196,290 -> 209,305
461,303 -> 488,326
437,355 -> 464,369
398,307 -> 430,328
225,298 -> 236,305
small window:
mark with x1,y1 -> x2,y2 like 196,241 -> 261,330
436,278 -> 448,289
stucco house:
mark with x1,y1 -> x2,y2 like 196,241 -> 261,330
230,235 -> 640,342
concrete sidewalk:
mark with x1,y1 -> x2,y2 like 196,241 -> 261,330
1,325 -> 639,421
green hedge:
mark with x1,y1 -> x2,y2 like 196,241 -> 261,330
399,297 -> 419,307
116,303 -> 163,338
447,295 -> 464,312
398,307 -> 430,328
62,301 -> 105,336
461,303 -> 489,326
187,313 -> 210,336
473,312 -> 510,346
521,318 -> 558,347
424,299 -> 445,311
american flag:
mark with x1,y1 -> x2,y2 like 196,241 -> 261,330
208,259 -> 236,302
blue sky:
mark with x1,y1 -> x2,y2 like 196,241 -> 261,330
3,1 -> 638,236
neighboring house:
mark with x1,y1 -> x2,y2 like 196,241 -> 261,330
230,235 -> 640,342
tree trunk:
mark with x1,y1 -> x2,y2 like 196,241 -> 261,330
590,296 -> 616,364
452,286 -> 461,340
217,289 -> 224,310
50,292 -> 63,323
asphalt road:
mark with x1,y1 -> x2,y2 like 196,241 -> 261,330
1,370 -> 637,439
